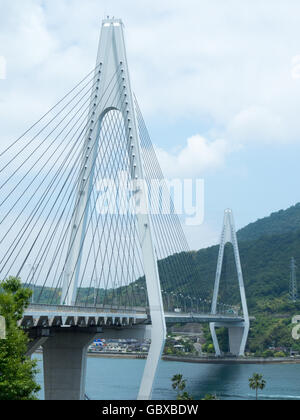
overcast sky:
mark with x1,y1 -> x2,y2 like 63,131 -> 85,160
1,0 -> 300,250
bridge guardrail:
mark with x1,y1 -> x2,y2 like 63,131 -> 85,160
27,304 -> 147,316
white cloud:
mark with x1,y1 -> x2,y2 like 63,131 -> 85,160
227,106 -> 284,145
2,0 -> 300,251
155,134 -> 229,178
1,0 -> 300,148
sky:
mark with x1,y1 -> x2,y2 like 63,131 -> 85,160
1,0 -> 300,250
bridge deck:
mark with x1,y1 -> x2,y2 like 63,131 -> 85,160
164,312 -> 246,324
22,304 -> 246,329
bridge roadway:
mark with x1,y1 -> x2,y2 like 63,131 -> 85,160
22,304 -> 246,329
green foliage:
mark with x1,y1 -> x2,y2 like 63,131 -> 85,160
202,325 -> 229,354
262,350 -> 275,358
238,203 -> 300,242
164,336 -> 196,356
248,315 -> 300,354
171,374 -> 193,400
177,392 -> 194,400
0,277 -> 40,400
0,277 -> 32,325
274,351 -> 286,358
164,346 -> 174,355
249,373 -> 266,400
202,343 -> 215,354
202,394 -> 219,400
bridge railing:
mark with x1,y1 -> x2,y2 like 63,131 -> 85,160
27,303 -> 147,315
26,303 -> 240,319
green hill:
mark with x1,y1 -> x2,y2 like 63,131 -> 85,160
158,202 -> 300,311
194,229 -> 300,311
237,202 -> 300,242
156,202 -> 300,354
29,202 -> 300,353
72,202 -> 300,312
194,203 -> 300,354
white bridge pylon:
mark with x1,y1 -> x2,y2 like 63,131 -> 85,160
60,18 -> 166,400
210,209 -> 250,357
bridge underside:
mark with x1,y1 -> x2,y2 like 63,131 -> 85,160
22,304 -> 148,330
23,305 -> 249,400
26,324 -> 151,400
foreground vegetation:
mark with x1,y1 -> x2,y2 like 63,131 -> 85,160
249,373 -> 266,401
172,374 -> 193,400
172,372 -> 266,400
0,277 -> 40,400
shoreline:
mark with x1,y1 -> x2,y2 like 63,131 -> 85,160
86,352 -> 300,364
162,356 -> 300,365
88,352 -> 147,359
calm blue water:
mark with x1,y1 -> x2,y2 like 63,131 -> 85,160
35,357 -> 300,400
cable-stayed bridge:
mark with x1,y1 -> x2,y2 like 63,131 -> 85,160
0,18 -> 250,400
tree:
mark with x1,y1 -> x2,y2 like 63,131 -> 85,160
171,374 -> 193,400
274,351 -> 286,358
249,373 -> 266,400
0,277 -> 41,400
202,394 -> 219,400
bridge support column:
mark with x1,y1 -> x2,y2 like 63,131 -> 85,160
210,323 -> 221,357
210,321 -> 249,357
228,322 -> 249,356
42,328 -> 100,400
26,328 -> 50,357
210,210 -> 250,358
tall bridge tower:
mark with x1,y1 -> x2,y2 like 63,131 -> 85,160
210,209 -> 250,357
59,17 -> 166,401
0,17 -> 251,400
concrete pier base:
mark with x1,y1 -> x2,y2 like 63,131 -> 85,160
228,326 -> 247,356
42,328 -> 100,400
210,321 -> 249,357
210,322 -> 221,357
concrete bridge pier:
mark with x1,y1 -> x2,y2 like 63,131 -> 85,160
26,328 -> 50,357
228,323 -> 249,356
42,328 -> 101,400
210,321 -> 249,357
